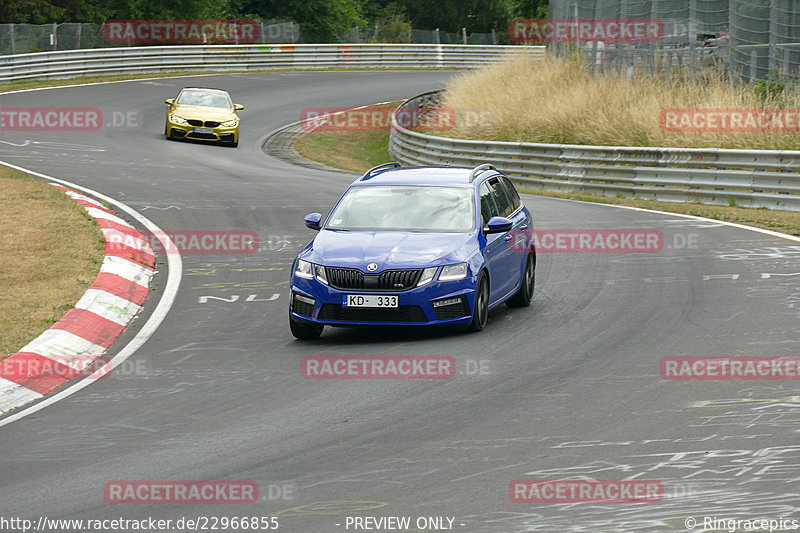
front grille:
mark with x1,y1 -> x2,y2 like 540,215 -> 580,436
187,132 -> 218,139
326,268 -> 422,291
319,304 -> 427,323
378,269 -> 422,290
187,119 -> 203,127
432,297 -> 471,320
204,120 -> 221,128
327,268 -> 365,290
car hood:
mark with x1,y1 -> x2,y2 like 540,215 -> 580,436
304,230 -> 477,270
170,105 -> 238,121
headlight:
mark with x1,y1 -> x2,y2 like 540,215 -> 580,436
417,267 -> 438,287
169,114 -> 187,124
439,262 -> 468,281
315,264 -> 328,285
221,119 -> 239,127
294,259 -> 313,279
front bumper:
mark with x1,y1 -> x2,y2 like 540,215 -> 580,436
290,274 -> 476,327
167,118 -> 238,143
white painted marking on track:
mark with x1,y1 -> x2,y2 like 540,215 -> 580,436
73,289 -> 144,325
19,330 -> 105,368
99,256 -> 153,285
529,194 -> 800,244
0,378 -> 43,414
84,206 -> 128,226
0,140 -> 106,151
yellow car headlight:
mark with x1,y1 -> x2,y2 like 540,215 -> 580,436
169,114 -> 187,124
221,119 -> 239,128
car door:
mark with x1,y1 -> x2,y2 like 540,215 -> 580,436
499,175 -> 530,282
485,176 -> 524,301
479,179 -> 514,303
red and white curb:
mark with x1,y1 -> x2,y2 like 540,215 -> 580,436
0,184 -> 155,414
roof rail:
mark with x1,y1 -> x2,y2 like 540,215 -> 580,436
468,163 -> 496,183
360,162 -> 402,181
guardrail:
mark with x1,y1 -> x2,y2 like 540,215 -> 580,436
389,91 -> 800,211
0,43 -> 544,83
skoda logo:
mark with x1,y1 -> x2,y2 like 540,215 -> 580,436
366,263 -> 378,272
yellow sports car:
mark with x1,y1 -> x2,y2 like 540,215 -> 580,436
164,87 -> 244,147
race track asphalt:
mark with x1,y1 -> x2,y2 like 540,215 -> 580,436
1,70 -> 799,532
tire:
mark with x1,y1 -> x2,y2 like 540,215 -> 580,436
467,272 -> 489,332
507,252 -> 535,308
290,314 -> 323,340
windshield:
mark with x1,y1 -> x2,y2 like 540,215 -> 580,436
325,186 -> 474,232
176,90 -> 231,109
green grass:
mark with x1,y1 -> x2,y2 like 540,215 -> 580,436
293,103 -> 398,173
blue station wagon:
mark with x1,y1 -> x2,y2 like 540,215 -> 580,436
289,163 -> 535,339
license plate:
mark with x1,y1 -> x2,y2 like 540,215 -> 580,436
193,127 -> 214,134
343,294 -> 398,308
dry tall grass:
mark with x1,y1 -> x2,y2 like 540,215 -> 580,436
441,52 -> 800,150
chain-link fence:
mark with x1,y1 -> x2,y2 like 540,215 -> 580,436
547,0 -> 800,82
343,27 -> 498,44
411,28 -> 498,45
0,20 -> 300,56
0,21 -> 500,56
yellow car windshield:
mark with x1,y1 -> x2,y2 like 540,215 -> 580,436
176,91 -> 231,109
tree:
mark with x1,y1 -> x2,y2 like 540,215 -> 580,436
1,0 -> 66,23
391,0 -> 515,34
233,0 -> 365,42
512,0 -> 548,19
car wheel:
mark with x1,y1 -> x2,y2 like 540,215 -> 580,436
467,272 -> 489,332
507,252 -> 535,308
164,123 -> 170,139
290,314 -> 323,340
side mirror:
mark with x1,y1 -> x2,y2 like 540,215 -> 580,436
485,216 -> 513,234
234,104 -> 244,111
164,98 -> 175,105
304,212 -> 323,231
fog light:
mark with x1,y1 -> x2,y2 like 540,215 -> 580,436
433,297 -> 462,308
293,293 -> 315,306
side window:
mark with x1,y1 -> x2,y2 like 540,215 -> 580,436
479,182 -> 499,227
500,177 -> 521,212
488,177 -> 513,218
